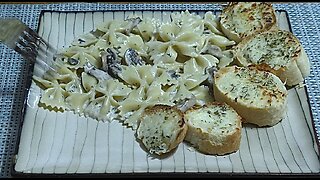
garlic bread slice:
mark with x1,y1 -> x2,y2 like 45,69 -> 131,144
184,102 -> 242,155
234,29 -> 310,86
220,2 -> 277,43
214,66 -> 288,127
136,105 -> 187,155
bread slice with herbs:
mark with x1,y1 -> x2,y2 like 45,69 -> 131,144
184,102 -> 242,155
219,2 -> 277,43
234,29 -> 310,86
136,105 -> 187,155
213,66 -> 288,127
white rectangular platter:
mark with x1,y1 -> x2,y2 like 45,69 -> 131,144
13,10 -> 320,175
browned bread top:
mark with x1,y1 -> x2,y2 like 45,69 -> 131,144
220,2 -> 277,43
136,105 -> 187,155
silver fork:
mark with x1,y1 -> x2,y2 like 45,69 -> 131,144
0,18 -> 58,77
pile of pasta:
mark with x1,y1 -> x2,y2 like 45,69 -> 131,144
33,11 -> 235,130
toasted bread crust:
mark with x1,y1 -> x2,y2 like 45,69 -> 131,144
184,102 -> 242,155
213,66 -> 288,127
220,2 -> 277,43
234,29 -> 310,86
137,105 -> 187,155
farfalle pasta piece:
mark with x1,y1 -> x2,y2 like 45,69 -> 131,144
205,34 -> 236,49
189,85 -> 214,106
148,41 -> 178,65
95,79 -> 132,99
153,69 -> 180,85
58,46 -> 86,57
203,11 -> 224,36
182,73 -> 208,90
184,58 -> 206,74
85,38 -> 110,59
172,81 -> 194,103
171,10 -> 204,35
81,72 -> 98,92
84,79 -> 131,121
102,30 -> 129,47
54,66 -> 79,84
84,96 -> 113,121
145,83 -> 175,106
35,69 -> 86,111
108,19 -> 129,33
65,91 -> 95,114
120,82 -> 175,129
57,52 -> 101,70
158,23 -> 180,42
118,34 -> 148,59
118,86 -> 145,116
71,32 -> 98,47
40,86 -> 68,110
33,76 -> 68,110
118,85 -> 146,128
33,75 -> 56,89
64,78 -> 83,94
96,20 -> 112,32
193,55 -> 219,71
174,41 -> 198,58
120,64 -> 159,87
136,17 -> 160,41
157,24 -> 202,58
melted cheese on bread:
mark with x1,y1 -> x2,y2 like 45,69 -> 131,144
214,66 -> 288,127
220,2 -> 277,43
184,102 -> 242,155
235,29 -> 311,86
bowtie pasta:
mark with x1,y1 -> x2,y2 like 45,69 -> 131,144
33,10 -> 235,130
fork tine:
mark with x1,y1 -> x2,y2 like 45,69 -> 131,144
21,27 -> 57,65
25,27 -> 56,52
16,43 -> 60,78
1,18 -> 59,79
22,31 -> 40,50
13,45 -> 28,58
25,27 -> 57,58
17,36 -> 38,55
13,45 -> 35,61
15,39 -> 38,61
24,27 -> 43,43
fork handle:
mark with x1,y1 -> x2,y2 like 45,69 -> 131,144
0,18 -> 26,48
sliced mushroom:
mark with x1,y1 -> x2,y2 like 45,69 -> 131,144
206,66 -> 217,86
202,66 -> 218,95
90,29 -> 105,38
101,48 -> 122,79
52,54 -> 74,68
201,44 -> 224,59
51,53 -> 67,67
84,62 -> 111,81
124,48 -> 144,66
175,94 -> 197,112
167,70 -> 180,79
124,17 -> 142,35
67,58 -> 79,65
